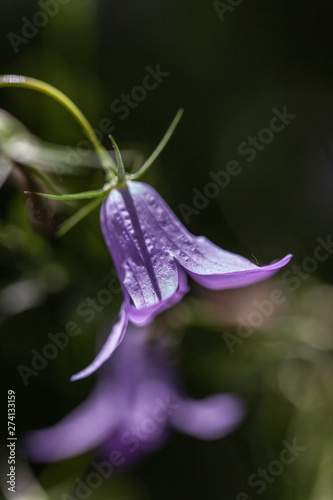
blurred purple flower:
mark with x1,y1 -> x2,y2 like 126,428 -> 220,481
72,181 -> 291,380
24,325 -> 245,465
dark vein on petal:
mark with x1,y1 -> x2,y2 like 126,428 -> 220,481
121,185 -> 162,301
126,257 -> 158,308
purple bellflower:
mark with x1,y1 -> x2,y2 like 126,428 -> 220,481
0,83 -> 291,381
24,325 -> 245,465
71,180 -> 291,381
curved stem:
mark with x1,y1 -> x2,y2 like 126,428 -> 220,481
0,75 -> 116,180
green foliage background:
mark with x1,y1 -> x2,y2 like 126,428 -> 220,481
1,1 -> 333,499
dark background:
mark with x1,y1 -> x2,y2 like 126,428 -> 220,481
1,1 -> 333,499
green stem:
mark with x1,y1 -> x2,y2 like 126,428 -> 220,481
24,165 -> 67,196
129,108 -> 184,180
0,75 -> 116,180
56,196 -> 104,237
24,185 -> 113,201
109,134 -> 126,183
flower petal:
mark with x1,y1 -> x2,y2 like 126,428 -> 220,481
101,182 -> 189,323
126,265 -> 189,325
177,238 -> 292,289
23,385 -> 125,462
101,181 -> 291,324
70,302 -> 128,381
170,393 -> 245,440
